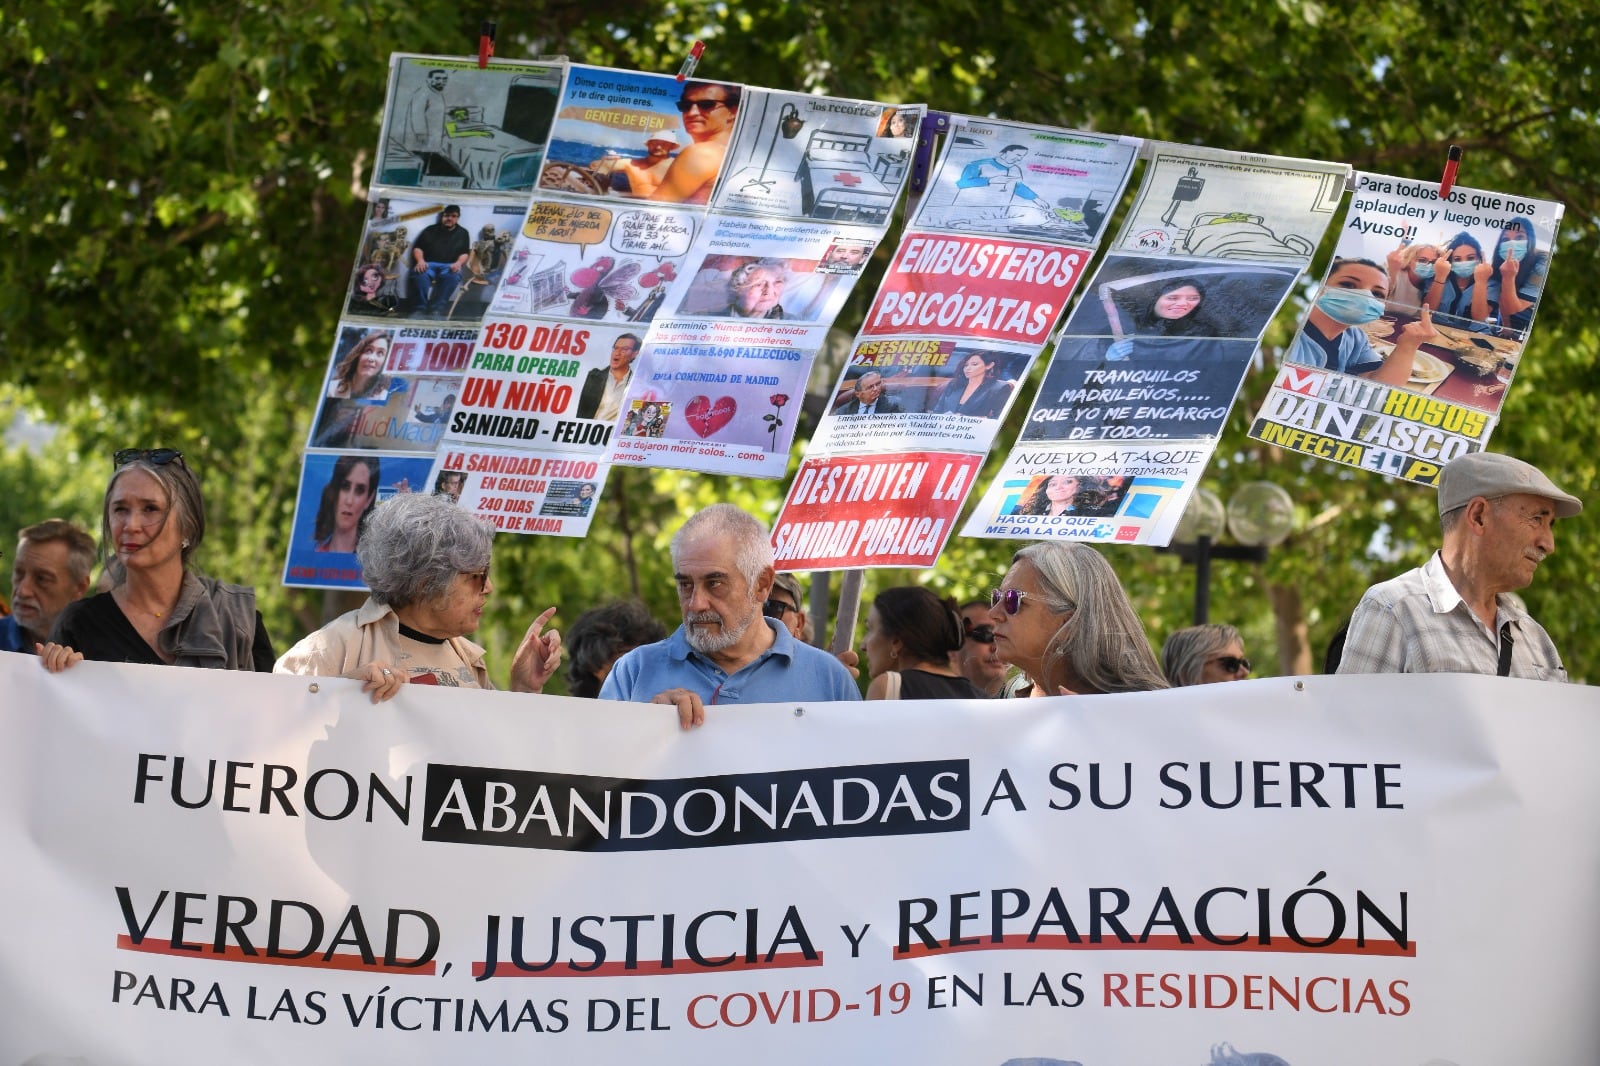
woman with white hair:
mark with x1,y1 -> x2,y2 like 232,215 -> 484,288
988,541 -> 1167,697
274,492 -> 561,700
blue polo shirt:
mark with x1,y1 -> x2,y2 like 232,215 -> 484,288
600,617 -> 860,705
0,614 -> 30,653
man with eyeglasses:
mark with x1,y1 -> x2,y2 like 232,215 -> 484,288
650,81 -> 741,205
1338,451 -> 1581,680
954,600 -> 1009,697
602,504 -> 859,724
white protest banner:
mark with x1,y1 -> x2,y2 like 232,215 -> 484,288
5,655 -> 1600,1064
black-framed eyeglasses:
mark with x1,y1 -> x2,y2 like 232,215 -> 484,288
990,587 -> 1027,615
1211,655 -> 1252,674
675,98 -> 729,114
962,619 -> 995,644
114,448 -> 186,470
762,599 -> 797,619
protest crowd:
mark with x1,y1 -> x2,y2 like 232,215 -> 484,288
9,447 -> 1580,703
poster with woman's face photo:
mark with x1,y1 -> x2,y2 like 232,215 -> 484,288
1060,254 -> 1299,341
282,453 -> 436,590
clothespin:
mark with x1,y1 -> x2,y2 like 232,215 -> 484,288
908,111 -> 950,196
677,40 -> 705,82
478,21 -> 496,69
1438,144 -> 1462,200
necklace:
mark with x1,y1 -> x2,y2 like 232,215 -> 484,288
117,589 -> 172,620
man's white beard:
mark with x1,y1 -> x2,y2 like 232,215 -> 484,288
684,602 -> 757,654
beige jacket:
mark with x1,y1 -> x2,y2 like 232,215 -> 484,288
273,596 -> 492,689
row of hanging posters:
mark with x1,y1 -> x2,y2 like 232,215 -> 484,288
282,56 -> 1563,589
1246,173 -> 1561,485
283,54 -> 924,588
772,119 -> 1142,569
776,137 -> 1358,564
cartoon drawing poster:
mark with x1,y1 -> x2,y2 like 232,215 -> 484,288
713,90 -> 921,226
1115,144 -> 1346,262
487,200 -> 699,325
375,55 -> 563,193
913,118 -> 1140,246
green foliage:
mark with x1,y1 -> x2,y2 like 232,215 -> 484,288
3,0 -> 1596,682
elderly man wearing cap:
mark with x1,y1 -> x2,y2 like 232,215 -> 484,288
1338,451 -> 1581,680
612,129 -> 681,198
764,571 -> 812,644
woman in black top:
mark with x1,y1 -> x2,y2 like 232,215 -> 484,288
39,449 -> 274,672
862,586 -> 982,701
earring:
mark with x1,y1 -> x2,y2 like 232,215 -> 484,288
182,539 -> 190,548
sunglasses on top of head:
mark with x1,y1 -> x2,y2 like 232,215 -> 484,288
114,448 -> 186,470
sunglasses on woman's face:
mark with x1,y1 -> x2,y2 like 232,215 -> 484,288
114,448 -> 185,469
1211,655 -> 1252,674
990,587 -> 1027,614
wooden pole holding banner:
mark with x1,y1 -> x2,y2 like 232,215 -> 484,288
828,568 -> 866,658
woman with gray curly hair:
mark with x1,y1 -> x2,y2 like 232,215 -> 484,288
988,541 -> 1167,697
1161,623 -> 1250,686
275,492 -> 561,701
715,258 -> 788,319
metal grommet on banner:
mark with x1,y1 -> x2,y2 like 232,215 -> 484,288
308,682 -> 320,693
1293,681 -> 1305,692
793,706 -> 806,717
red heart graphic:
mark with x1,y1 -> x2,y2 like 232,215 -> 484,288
684,395 -> 737,438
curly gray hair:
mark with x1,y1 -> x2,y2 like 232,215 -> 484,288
728,257 -> 789,292
358,492 -> 493,609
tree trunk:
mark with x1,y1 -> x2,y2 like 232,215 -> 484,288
1268,581 -> 1311,676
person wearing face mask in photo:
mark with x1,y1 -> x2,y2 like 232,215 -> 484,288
1485,217 -> 1548,335
1287,258 -> 1439,387
1383,241 -> 1445,312
1426,231 -> 1494,332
